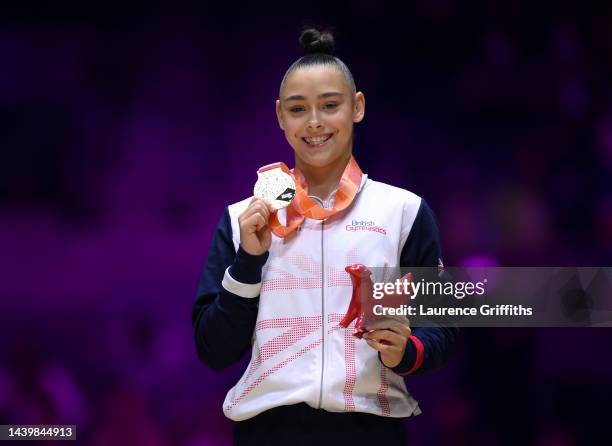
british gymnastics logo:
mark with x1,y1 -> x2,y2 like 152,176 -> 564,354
345,219 -> 387,235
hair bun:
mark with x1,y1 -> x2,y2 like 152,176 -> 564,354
299,28 -> 335,55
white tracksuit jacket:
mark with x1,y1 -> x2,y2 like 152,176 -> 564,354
193,174 -> 458,422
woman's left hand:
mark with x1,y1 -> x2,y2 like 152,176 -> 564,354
362,319 -> 411,368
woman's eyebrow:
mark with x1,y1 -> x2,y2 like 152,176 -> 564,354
319,92 -> 344,99
284,92 -> 345,101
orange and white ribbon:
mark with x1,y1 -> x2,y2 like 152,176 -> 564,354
254,156 -> 363,238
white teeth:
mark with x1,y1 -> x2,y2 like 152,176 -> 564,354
304,135 -> 331,145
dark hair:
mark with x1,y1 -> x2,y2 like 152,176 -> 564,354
279,28 -> 356,97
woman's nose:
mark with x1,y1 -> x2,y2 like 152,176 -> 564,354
306,111 -> 323,129
307,120 -> 323,130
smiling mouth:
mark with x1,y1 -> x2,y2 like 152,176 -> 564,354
302,134 -> 332,147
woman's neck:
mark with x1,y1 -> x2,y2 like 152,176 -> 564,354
295,152 -> 352,201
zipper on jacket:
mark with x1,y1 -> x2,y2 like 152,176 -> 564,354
318,217 -> 326,408
309,194 -> 329,410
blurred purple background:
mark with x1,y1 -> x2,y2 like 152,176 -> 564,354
1,2 -> 611,445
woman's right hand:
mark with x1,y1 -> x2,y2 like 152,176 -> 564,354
238,197 -> 274,256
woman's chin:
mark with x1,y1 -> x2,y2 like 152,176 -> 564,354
294,149 -> 350,170
296,155 -> 335,170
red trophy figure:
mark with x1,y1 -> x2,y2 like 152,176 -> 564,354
340,264 -> 413,341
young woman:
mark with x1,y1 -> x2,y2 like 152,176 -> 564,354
193,28 -> 458,445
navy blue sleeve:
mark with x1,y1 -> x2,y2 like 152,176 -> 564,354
381,199 -> 459,376
192,207 -> 269,371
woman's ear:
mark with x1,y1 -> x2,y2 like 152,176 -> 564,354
275,100 -> 285,130
353,92 -> 365,123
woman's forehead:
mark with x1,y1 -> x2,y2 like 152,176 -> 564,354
281,65 -> 351,99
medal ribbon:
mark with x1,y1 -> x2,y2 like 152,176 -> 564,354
261,156 -> 363,237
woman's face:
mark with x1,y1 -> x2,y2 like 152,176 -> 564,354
276,65 -> 365,170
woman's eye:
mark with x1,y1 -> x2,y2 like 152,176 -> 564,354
290,106 -> 305,113
324,103 -> 338,109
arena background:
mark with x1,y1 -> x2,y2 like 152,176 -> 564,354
1,2 -> 611,445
